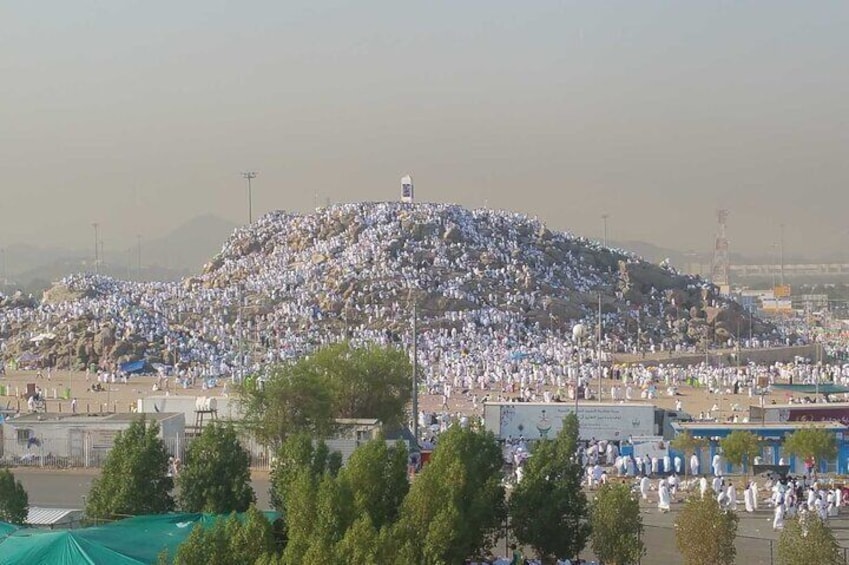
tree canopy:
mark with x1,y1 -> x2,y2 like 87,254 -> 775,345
675,493 -> 738,565
178,422 -> 255,513
172,507 -> 275,565
591,482 -> 644,565
240,342 -> 411,447
86,416 -> 174,520
338,435 -> 409,530
719,430 -> 760,472
782,426 -> 838,465
778,516 -> 842,565
670,431 -> 706,477
394,426 -> 506,564
0,469 -> 29,525
510,412 -> 590,563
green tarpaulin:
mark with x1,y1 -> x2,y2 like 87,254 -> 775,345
0,522 -> 19,540
0,512 -> 278,565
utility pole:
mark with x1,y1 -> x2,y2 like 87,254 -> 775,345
597,292 -> 603,402
91,223 -> 99,274
0,246 -> 6,286
241,172 -> 257,224
602,214 -> 609,248
412,301 -> 419,444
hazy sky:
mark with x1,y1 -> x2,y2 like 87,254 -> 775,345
2,1 -> 847,258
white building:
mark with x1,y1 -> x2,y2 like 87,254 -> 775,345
0,412 -> 184,467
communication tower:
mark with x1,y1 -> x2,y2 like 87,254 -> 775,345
711,209 -> 730,291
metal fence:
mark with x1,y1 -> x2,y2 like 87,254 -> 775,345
0,434 -> 273,471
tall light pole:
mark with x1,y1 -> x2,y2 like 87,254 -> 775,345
241,172 -> 257,224
0,246 -> 6,286
91,223 -> 99,274
597,291 -> 603,402
412,301 -> 419,444
602,214 -> 609,248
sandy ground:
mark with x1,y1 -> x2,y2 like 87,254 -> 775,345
0,366 -> 795,423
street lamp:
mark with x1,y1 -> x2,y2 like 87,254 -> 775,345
241,172 -> 258,224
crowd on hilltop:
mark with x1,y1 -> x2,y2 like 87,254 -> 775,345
0,203 -> 811,398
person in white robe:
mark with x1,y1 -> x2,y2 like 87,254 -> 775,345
712,475 -> 723,496
751,482 -> 759,511
658,479 -> 671,513
835,487 -> 842,515
690,453 -> 700,476
668,474 -> 679,497
744,483 -> 754,512
816,496 -> 828,521
727,482 -> 738,511
773,501 -> 785,531
640,475 -> 650,501
674,455 -> 682,475
699,476 -> 709,499
717,489 -> 728,509
712,453 -> 722,477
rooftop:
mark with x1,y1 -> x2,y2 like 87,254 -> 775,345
4,412 -> 182,425
751,402 -> 849,409
26,507 -> 83,527
674,421 -> 847,431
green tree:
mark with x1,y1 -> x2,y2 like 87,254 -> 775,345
339,437 -> 409,529
675,494 -> 738,565
269,434 -> 340,512
321,343 -> 412,429
782,426 -> 838,471
394,426 -> 506,564
178,422 -> 255,513
240,362 -> 336,449
240,343 -> 412,448
0,469 -> 29,525
510,413 -> 590,564
778,515 -> 842,565
86,416 -> 174,520
173,518 -> 233,565
335,515 -> 381,565
172,509 -> 275,565
719,430 -> 760,474
590,483 -> 644,565
228,507 -> 276,565
670,431 -> 706,478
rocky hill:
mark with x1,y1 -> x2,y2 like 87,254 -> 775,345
0,202 -> 767,372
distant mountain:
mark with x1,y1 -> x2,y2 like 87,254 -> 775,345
1,215 -> 238,293
130,214 -> 239,274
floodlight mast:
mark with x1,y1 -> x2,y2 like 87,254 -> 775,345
241,171 -> 258,224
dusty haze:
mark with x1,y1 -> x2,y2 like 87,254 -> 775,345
2,2 -> 847,259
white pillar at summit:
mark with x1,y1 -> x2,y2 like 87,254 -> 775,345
401,174 -> 414,202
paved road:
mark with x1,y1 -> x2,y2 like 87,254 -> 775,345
11,469 -> 273,511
